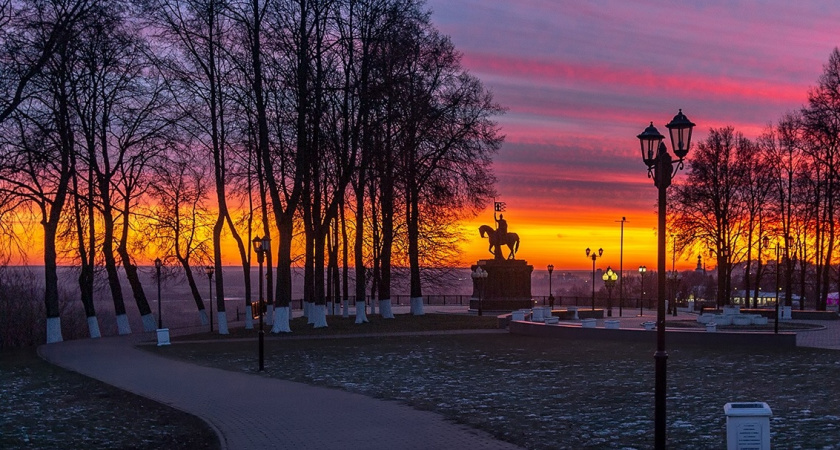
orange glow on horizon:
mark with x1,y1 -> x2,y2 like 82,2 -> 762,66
460,206 -> 698,272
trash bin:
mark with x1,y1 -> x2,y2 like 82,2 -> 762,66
724,402 -> 771,450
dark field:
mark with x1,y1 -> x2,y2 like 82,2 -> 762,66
0,348 -> 219,450
152,331 -> 840,449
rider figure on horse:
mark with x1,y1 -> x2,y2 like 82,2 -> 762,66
494,211 -> 508,258
495,211 -> 508,240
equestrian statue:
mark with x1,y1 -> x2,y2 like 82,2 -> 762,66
479,211 -> 520,260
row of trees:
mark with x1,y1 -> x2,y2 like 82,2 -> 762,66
0,0 -> 503,343
670,48 -> 840,310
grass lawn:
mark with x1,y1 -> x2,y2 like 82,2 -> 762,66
152,317 -> 840,449
1,348 -> 219,450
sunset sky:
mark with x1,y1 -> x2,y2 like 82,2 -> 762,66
434,0 -> 840,270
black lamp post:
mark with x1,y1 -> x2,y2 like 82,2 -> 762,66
721,246 -> 731,307
636,109 -> 695,450
204,265 -> 214,332
547,264 -> 555,308
253,235 -> 270,371
671,234 -> 679,316
617,217 -> 627,316
764,236 -> 785,335
471,267 -> 487,316
602,266 -> 617,317
638,265 -> 647,316
585,247 -> 603,311
154,258 -> 162,329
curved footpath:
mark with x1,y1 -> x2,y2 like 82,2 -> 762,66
39,329 -> 522,450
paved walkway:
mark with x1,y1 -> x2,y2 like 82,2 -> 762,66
38,326 -> 521,450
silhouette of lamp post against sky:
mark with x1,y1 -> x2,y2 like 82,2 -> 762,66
602,266 -> 618,317
638,265 -> 646,316
253,235 -> 270,371
204,265 -> 214,332
585,247 -> 603,311
616,217 -> 627,317
154,257 -> 162,329
765,235 -> 790,334
636,108 -> 695,450
547,264 -> 554,308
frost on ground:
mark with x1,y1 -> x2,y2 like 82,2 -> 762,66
0,350 -> 218,450
170,334 -> 840,449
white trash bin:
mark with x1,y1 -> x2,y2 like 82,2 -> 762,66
724,402 -> 772,450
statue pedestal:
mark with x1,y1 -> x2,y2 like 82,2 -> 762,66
470,259 -> 534,312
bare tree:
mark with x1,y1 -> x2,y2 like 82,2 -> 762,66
800,48 -> 840,310
0,0 -> 93,124
671,127 -> 748,307
144,144 -> 213,324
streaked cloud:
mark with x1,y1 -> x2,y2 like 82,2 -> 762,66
430,0 -> 840,269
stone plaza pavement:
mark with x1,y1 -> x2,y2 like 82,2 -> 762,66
38,305 -> 840,450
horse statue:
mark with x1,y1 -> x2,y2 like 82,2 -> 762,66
479,224 -> 520,260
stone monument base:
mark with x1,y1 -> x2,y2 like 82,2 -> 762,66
470,259 -> 534,312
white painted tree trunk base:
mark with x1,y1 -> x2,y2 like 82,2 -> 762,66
116,314 -> 131,335
370,300 -> 377,315
271,307 -> 291,333
306,302 -> 315,324
342,299 -> 349,318
198,309 -> 209,325
355,302 -> 369,324
46,317 -> 63,343
245,306 -> 254,329
311,304 -> 328,328
410,297 -> 425,315
87,316 -> 101,338
217,312 -> 229,334
263,305 -> 273,327
379,299 -> 395,318
141,313 -> 156,332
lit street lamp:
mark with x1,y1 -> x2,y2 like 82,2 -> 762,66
602,266 -> 618,317
154,258 -> 163,329
636,108 -> 695,449
253,235 -> 270,371
204,265 -> 215,332
585,247 -> 603,311
547,264 -> 555,308
638,265 -> 647,316
471,267 -> 488,316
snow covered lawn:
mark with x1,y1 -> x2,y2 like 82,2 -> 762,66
159,333 -> 840,449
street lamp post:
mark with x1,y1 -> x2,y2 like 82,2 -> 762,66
204,265 -> 214,332
617,217 -> 627,316
585,247 -> 603,311
671,234 -> 678,316
253,236 -> 270,371
764,236 -> 785,335
638,265 -> 647,316
636,109 -> 695,449
547,264 -> 555,309
721,246 -> 731,307
471,267 -> 488,316
154,258 -> 162,329
603,266 -> 618,317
